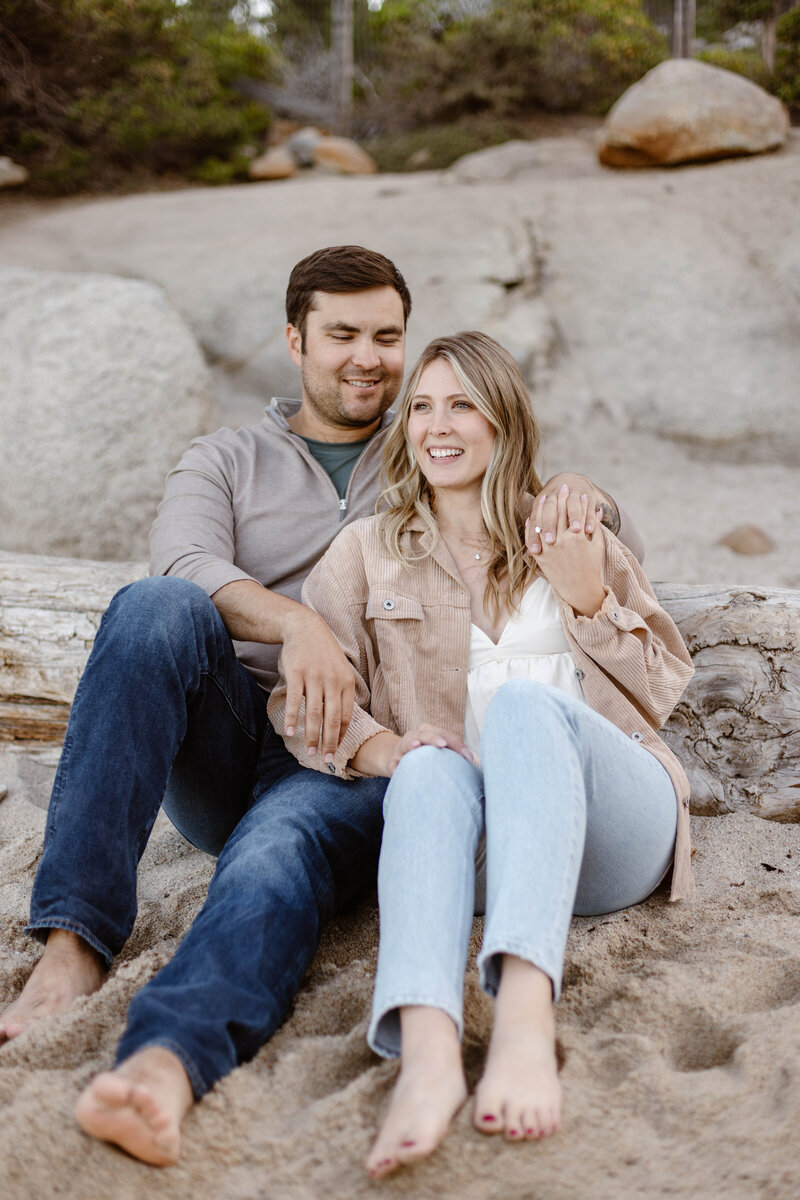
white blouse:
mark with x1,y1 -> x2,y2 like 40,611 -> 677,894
463,575 -> 585,758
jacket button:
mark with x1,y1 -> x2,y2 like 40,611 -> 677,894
631,731 -> 643,742
383,599 -> 395,611
575,669 -> 584,680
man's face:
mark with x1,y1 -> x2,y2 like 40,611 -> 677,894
286,287 -> 406,438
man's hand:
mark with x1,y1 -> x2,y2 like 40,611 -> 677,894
280,608 -> 356,760
351,724 -> 476,778
528,473 -> 620,554
527,486 -> 606,617
211,580 -> 356,758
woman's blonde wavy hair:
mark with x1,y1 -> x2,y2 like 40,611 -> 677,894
379,331 -> 543,620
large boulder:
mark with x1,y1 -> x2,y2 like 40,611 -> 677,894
0,268 -> 213,560
598,59 -> 789,168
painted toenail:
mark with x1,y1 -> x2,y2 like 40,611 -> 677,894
481,1114 -> 497,1122
401,1140 -> 416,1147
509,1129 -> 519,1137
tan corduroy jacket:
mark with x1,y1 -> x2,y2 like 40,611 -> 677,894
268,515 -> 696,901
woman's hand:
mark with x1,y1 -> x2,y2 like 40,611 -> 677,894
351,725 -> 476,778
387,724 -> 476,776
528,473 -> 619,553
526,484 -> 606,617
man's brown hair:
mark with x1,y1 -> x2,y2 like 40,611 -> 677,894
285,245 -> 412,342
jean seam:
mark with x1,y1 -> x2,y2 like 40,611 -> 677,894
199,669 -> 265,743
45,728 -> 74,834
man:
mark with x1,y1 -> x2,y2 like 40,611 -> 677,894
0,246 -> 637,1166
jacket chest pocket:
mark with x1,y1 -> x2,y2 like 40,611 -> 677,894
366,593 -> 425,624
366,592 -> 425,662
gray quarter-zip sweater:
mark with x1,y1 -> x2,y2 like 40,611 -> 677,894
149,397 -> 394,692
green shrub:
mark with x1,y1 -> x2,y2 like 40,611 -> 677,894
696,46 -> 774,87
366,118 -> 527,172
363,0 -> 668,127
775,3 -> 800,113
0,0 -> 276,194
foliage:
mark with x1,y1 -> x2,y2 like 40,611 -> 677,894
774,3 -> 800,112
0,0 -> 276,194
716,0 -> 777,21
362,0 -> 668,128
695,46 -> 773,85
366,117 -> 527,171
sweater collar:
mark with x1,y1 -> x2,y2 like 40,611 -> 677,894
264,397 -> 397,435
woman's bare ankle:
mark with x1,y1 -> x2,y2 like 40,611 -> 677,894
366,1007 -> 467,1178
474,956 -> 561,1141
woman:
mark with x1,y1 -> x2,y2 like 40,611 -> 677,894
269,331 -> 694,1178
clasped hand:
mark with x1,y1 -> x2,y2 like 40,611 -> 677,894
526,483 -> 606,618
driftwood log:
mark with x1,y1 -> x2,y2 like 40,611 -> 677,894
1,551 -> 798,820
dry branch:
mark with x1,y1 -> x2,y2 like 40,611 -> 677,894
1,552 -> 798,820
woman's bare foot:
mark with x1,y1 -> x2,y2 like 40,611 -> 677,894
75,1046 -> 194,1166
0,930 -> 107,1041
366,1007 -> 468,1179
474,956 -> 561,1141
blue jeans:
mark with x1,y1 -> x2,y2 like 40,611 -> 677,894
368,680 -> 677,1057
27,577 -> 386,1097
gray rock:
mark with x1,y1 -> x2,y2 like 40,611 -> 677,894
287,126 -> 323,167
536,161 -> 800,461
0,139 -> 797,462
0,268 -> 213,560
598,58 -> 789,168
449,138 -> 595,183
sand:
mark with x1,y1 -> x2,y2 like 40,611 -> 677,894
2,138 -> 800,1199
4,751 -> 800,1199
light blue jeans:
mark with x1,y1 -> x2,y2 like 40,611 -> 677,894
367,680 -> 677,1057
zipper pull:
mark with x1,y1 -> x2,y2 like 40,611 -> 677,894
339,498 -> 347,512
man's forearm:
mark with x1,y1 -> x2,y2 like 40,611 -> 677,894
211,579 -> 308,643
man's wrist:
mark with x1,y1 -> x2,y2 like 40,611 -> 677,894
273,595 -> 320,640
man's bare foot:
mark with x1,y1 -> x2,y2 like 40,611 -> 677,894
75,1046 -> 194,1166
0,930 -> 107,1041
366,1007 -> 468,1179
474,956 -> 561,1141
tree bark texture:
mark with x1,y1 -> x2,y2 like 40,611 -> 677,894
0,551 -> 144,744
656,582 -> 800,821
1,553 -> 798,820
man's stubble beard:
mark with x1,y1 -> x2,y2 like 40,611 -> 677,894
300,359 -> 401,432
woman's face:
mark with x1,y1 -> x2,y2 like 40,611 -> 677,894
407,359 -> 496,496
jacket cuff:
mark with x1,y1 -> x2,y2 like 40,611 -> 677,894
330,708 -> 390,779
561,586 -> 650,651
